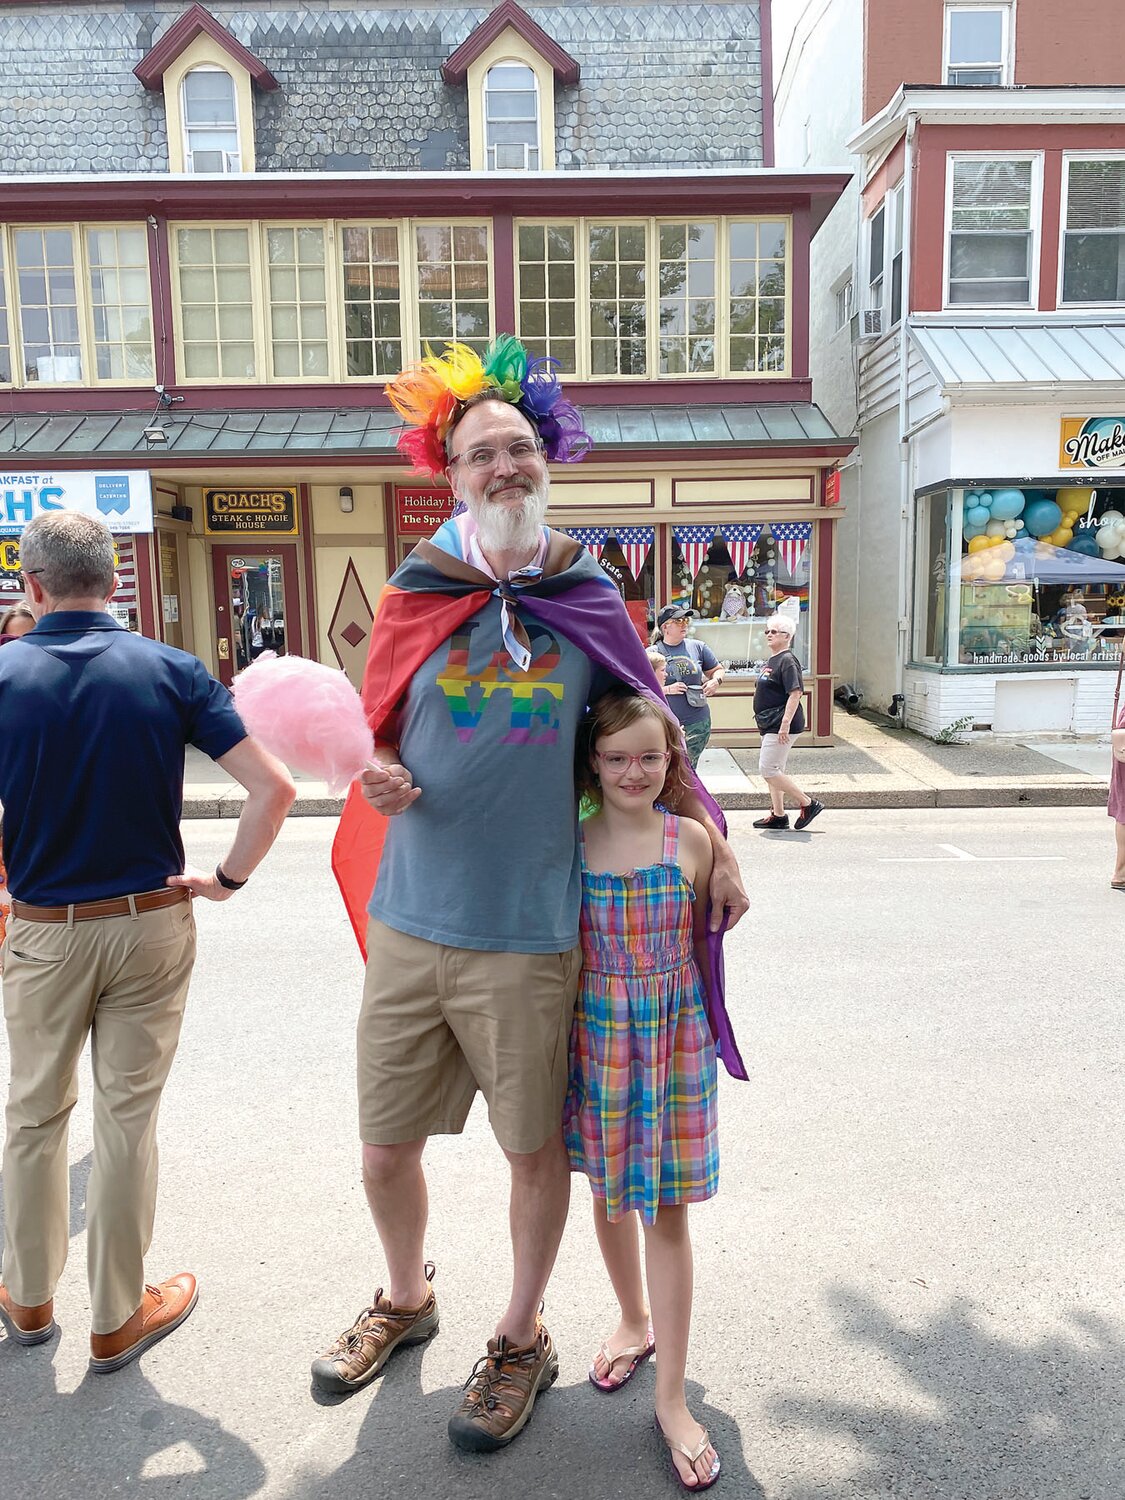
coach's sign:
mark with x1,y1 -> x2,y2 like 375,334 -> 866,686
204,488 -> 298,535
0,470 -> 153,535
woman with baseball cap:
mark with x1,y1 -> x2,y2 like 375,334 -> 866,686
651,606 -> 724,767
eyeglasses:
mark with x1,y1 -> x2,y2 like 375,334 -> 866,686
448,437 -> 544,471
19,570 -> 42,587
765,629 -> 790,636
595,750 -> 671,774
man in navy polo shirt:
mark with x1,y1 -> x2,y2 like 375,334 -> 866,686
0,510 -> 294,1372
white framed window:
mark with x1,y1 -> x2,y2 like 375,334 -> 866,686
516,222 -> 577,372
265,226 -> 331,379
1059,155 -> 1125,305
943,4 -> 1013,86
658,221 -> 717,375
414,222 -> 492,357
13,227 -> 83,382
516,217 -> 790,379
945,153 -> 1040,307
833,277 -> 853,333
86,227 -> 155,380
889,182 -> 905,325
0,235 -> 13,384
866,204 -> 886,313
484,62 -> 540,170
340,223 -> 405,378
172,224 -> 257,379
181,66 -> 240,173
589,221 -> 648,376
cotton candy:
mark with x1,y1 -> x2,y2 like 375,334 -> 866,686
232,653 -> 373,794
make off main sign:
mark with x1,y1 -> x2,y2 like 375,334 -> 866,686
396,486 -> 455,536
1059,417 -> 1125,470
0,471 -> 153,536
204,488 -> 298,535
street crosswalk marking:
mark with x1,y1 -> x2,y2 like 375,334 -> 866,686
879,843 -> 1065,864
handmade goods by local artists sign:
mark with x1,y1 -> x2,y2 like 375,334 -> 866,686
395,486 -> 455,537
1059,417 -> 1125,470
204,488 -> 298,535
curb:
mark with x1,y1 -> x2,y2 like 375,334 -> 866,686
181,783 -> 1110,819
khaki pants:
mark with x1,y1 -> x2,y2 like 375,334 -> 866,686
1,900 -> 196,1334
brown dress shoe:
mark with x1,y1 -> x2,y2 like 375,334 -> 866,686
0,1285 -> 56,1347
311,1263 -> 438,1394
89,1273 -> 198,1373
447,1321 -> 559,1452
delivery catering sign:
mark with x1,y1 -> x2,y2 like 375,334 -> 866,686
0,471 -> 153,535
1059,417 -> 1125,470
396,486 -> 455,536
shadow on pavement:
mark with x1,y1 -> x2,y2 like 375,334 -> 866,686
282,1345 -> 762,1500
0,1345 -> 265,1500
770,1286 -> 1124,1500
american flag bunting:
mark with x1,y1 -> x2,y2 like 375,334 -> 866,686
614,526 -> 654,580
770,521 -> 812,579
673,525 -> 716,581
565,526 -> 611,562
719,523 -> 763,577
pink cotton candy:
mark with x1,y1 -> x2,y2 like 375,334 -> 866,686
232,653 -> 373,794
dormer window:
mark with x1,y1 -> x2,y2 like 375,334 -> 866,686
182,67 -> 239,173
444,0 -> 578,174
134,4 -> 278,174
485,63 -> 540,170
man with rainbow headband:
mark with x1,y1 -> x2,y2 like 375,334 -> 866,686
319,336 -> 748,1453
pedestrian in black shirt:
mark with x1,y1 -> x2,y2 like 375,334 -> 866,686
752,614 -> 823,831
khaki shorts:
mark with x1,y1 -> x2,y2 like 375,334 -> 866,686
759,731 -> 796,778
358,919 -> 582,1155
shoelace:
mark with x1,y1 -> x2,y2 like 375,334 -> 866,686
461,1339 -> 536,1412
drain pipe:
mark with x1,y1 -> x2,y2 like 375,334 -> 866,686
894,112 -> 918,719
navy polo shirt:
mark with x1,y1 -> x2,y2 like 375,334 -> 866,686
0,612 -> 246,904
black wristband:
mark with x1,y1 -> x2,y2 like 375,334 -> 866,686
215,863 -> 247,891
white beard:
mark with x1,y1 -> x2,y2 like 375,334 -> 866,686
468,474 -> 550,557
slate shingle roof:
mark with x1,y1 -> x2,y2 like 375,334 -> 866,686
0,3 -> 763,174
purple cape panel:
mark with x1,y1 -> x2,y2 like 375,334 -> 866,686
523,580 -> 748,1081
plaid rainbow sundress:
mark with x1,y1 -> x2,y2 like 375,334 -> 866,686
564,812 -> 719,1225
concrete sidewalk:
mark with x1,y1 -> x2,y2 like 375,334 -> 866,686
183,710 -> 1114,816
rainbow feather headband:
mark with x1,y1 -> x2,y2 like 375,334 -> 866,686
385,334 -> 592,478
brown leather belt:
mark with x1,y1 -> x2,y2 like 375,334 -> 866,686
11,886 -> 190,924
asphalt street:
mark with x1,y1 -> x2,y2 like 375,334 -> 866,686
1,808 -> 1122,1500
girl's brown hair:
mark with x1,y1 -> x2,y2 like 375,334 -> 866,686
575,688 -> 693,810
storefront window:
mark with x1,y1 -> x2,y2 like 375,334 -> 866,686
673,523 -> 812,675
913,486 -> 1125,667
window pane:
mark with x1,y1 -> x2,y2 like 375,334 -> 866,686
85,224 -> 154,382
948,9 -> 1003,64
0,238 -> 10,383
1061,233 -> 1125,302
174,225 -> 255,379
952,160 -> 1031,227
182,68 -> 236,126
15,227 -> 84,382
726,220 -> 789,374
949,231 -> 1029,278
341,224 -> 403,377
657,222 -> 716,374
485,64 -> 538,171
949,160 -> 1034,305
586,224 -> 647,376
414,222 -> 492,357
266,224 -> 328,381
1066,160 -> 1125,230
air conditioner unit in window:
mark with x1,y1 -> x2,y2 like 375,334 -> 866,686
494,142 -> 531,170
186,149 -> 240,173
851,308 -> 883,342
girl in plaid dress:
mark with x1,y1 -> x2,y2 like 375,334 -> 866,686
564,690 -> 722,1492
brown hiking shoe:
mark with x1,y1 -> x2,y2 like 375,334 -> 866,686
447,1319 -> 559,1452
310,1262 -> 438,1394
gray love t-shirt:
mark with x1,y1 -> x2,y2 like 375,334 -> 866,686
369,598 -> 594,952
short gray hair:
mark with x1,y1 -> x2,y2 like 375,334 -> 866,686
765,613 -> 797,639
20,511 -> 115,599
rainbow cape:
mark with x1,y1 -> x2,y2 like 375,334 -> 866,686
331,522 -> 746,1079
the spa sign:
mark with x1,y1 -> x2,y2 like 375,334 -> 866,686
1059,417 -> 1125,470
204,488 -> 298,535
396,486 -> 455,537
0,470 -> 153,536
